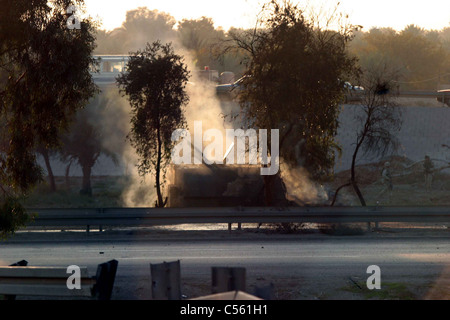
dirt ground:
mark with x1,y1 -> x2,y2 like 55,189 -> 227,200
328,155 -> 450,206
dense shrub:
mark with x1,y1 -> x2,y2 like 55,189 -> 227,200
0,198 -> 30,240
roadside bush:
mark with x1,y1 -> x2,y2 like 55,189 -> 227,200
0,198 -> 30,240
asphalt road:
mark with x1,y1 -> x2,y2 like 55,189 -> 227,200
1,230 -> 449,300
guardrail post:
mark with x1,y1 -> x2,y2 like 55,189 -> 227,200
94,259 -> 118,300
98,208 -> 104,233
4,260 -> 28,300
5,260 -> 28,300
10,260 -> 28,267
254,283 -> 275,300
150,260 -> 181,300
211,267 -> 246,294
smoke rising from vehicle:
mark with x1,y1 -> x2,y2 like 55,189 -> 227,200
92,7 -> 325,207
94,48 -> 236,207
280,162 -> 328,205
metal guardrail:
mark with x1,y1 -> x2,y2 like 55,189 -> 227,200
26,207 -> 450,229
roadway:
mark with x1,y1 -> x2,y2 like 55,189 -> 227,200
0,229 -> 448,300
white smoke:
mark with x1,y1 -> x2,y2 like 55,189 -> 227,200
94,42 -> 235,207
280,161 -> 329,205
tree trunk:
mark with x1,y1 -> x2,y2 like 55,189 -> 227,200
331,182 -> 352,206
263,174 -> 275,206
155,127 -> 164,207
351,180 -> 366,206
351,136 -> 367,207
80,165 -> 92,196
41,148 -> 56,192
65,160 -> 73,189
262,125 -> 291,207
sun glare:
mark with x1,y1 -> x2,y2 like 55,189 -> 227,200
84,0 -> 450,32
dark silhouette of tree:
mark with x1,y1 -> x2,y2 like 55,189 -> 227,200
0,0 -> 98,192
331,63 -> 402,206
0,0 -> 98,237
440,27 -> 450,52
349,25 -> 450,90
60,95 -> 119,196
94,9 -> 247,76
36,145 -> 57,192
224,0 -> 360,204
95,7 -> 176,54
117,41 -> 189,207
178,17 -> 226,70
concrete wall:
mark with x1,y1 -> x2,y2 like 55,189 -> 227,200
38,104 -> 450,176
335,105 -> 450,172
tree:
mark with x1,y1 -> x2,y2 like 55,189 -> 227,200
117,41 -> 190,207
225,0 -> 360,204
178,17 -> 217,50
210,27 -> 251,77
0,0 -> 98,236
95,7 -> 176,54
60,94 -> 119,196
178,17 -> 226,70
331,63 -> 402,206
349,26 -> 449,91
36,145 -> 58,192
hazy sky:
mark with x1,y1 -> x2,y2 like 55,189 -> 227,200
84,0 -> 450,32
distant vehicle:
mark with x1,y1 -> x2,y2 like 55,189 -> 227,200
195,66 -> 220,84
437,89 -> 450,106
217,78 -> 366,103
344,81 -> 364,92
91,55 -> 129,85
344,81 -> 364,102
216,76 -> 248,100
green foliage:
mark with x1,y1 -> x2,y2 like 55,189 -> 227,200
94,8 -> 248,76
0,198 -> 30,240
94,6 -> 450,88
0,0 -> 98,193
177,17 -> 246,73
95,8 -> 176,54
60,93 -> 120,196
229,0 -> 359,178
0,0 -> 98,236
178,17 -> 219,54
21,176 -> 131,208
117,41 -> 189,207
349,25 -> 450,90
